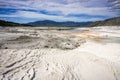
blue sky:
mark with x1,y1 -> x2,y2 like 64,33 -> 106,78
0,0 -> 120,23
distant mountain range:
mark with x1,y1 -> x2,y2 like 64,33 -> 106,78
0,17 -> 120,27
89,17 -> 120,26
27,20 -> 93,27
27,17 -> 120,27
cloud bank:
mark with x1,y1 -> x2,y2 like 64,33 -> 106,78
0,0 -> 120,23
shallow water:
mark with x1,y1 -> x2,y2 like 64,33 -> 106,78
93,37 -> 120,44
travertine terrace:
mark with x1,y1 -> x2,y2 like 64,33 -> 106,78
0,26 -> 120,80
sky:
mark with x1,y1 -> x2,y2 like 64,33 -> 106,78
0,0 -> 120,23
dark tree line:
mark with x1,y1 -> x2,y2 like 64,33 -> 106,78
0,20 -> 29,27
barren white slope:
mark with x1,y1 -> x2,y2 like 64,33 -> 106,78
0,26 -> 120,80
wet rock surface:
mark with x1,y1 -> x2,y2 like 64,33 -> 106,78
0,27 -> 85,50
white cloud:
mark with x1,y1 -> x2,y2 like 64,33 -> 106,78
0,0 -> 119,22
0,11 -> 104,22
0,0 -> 119,16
